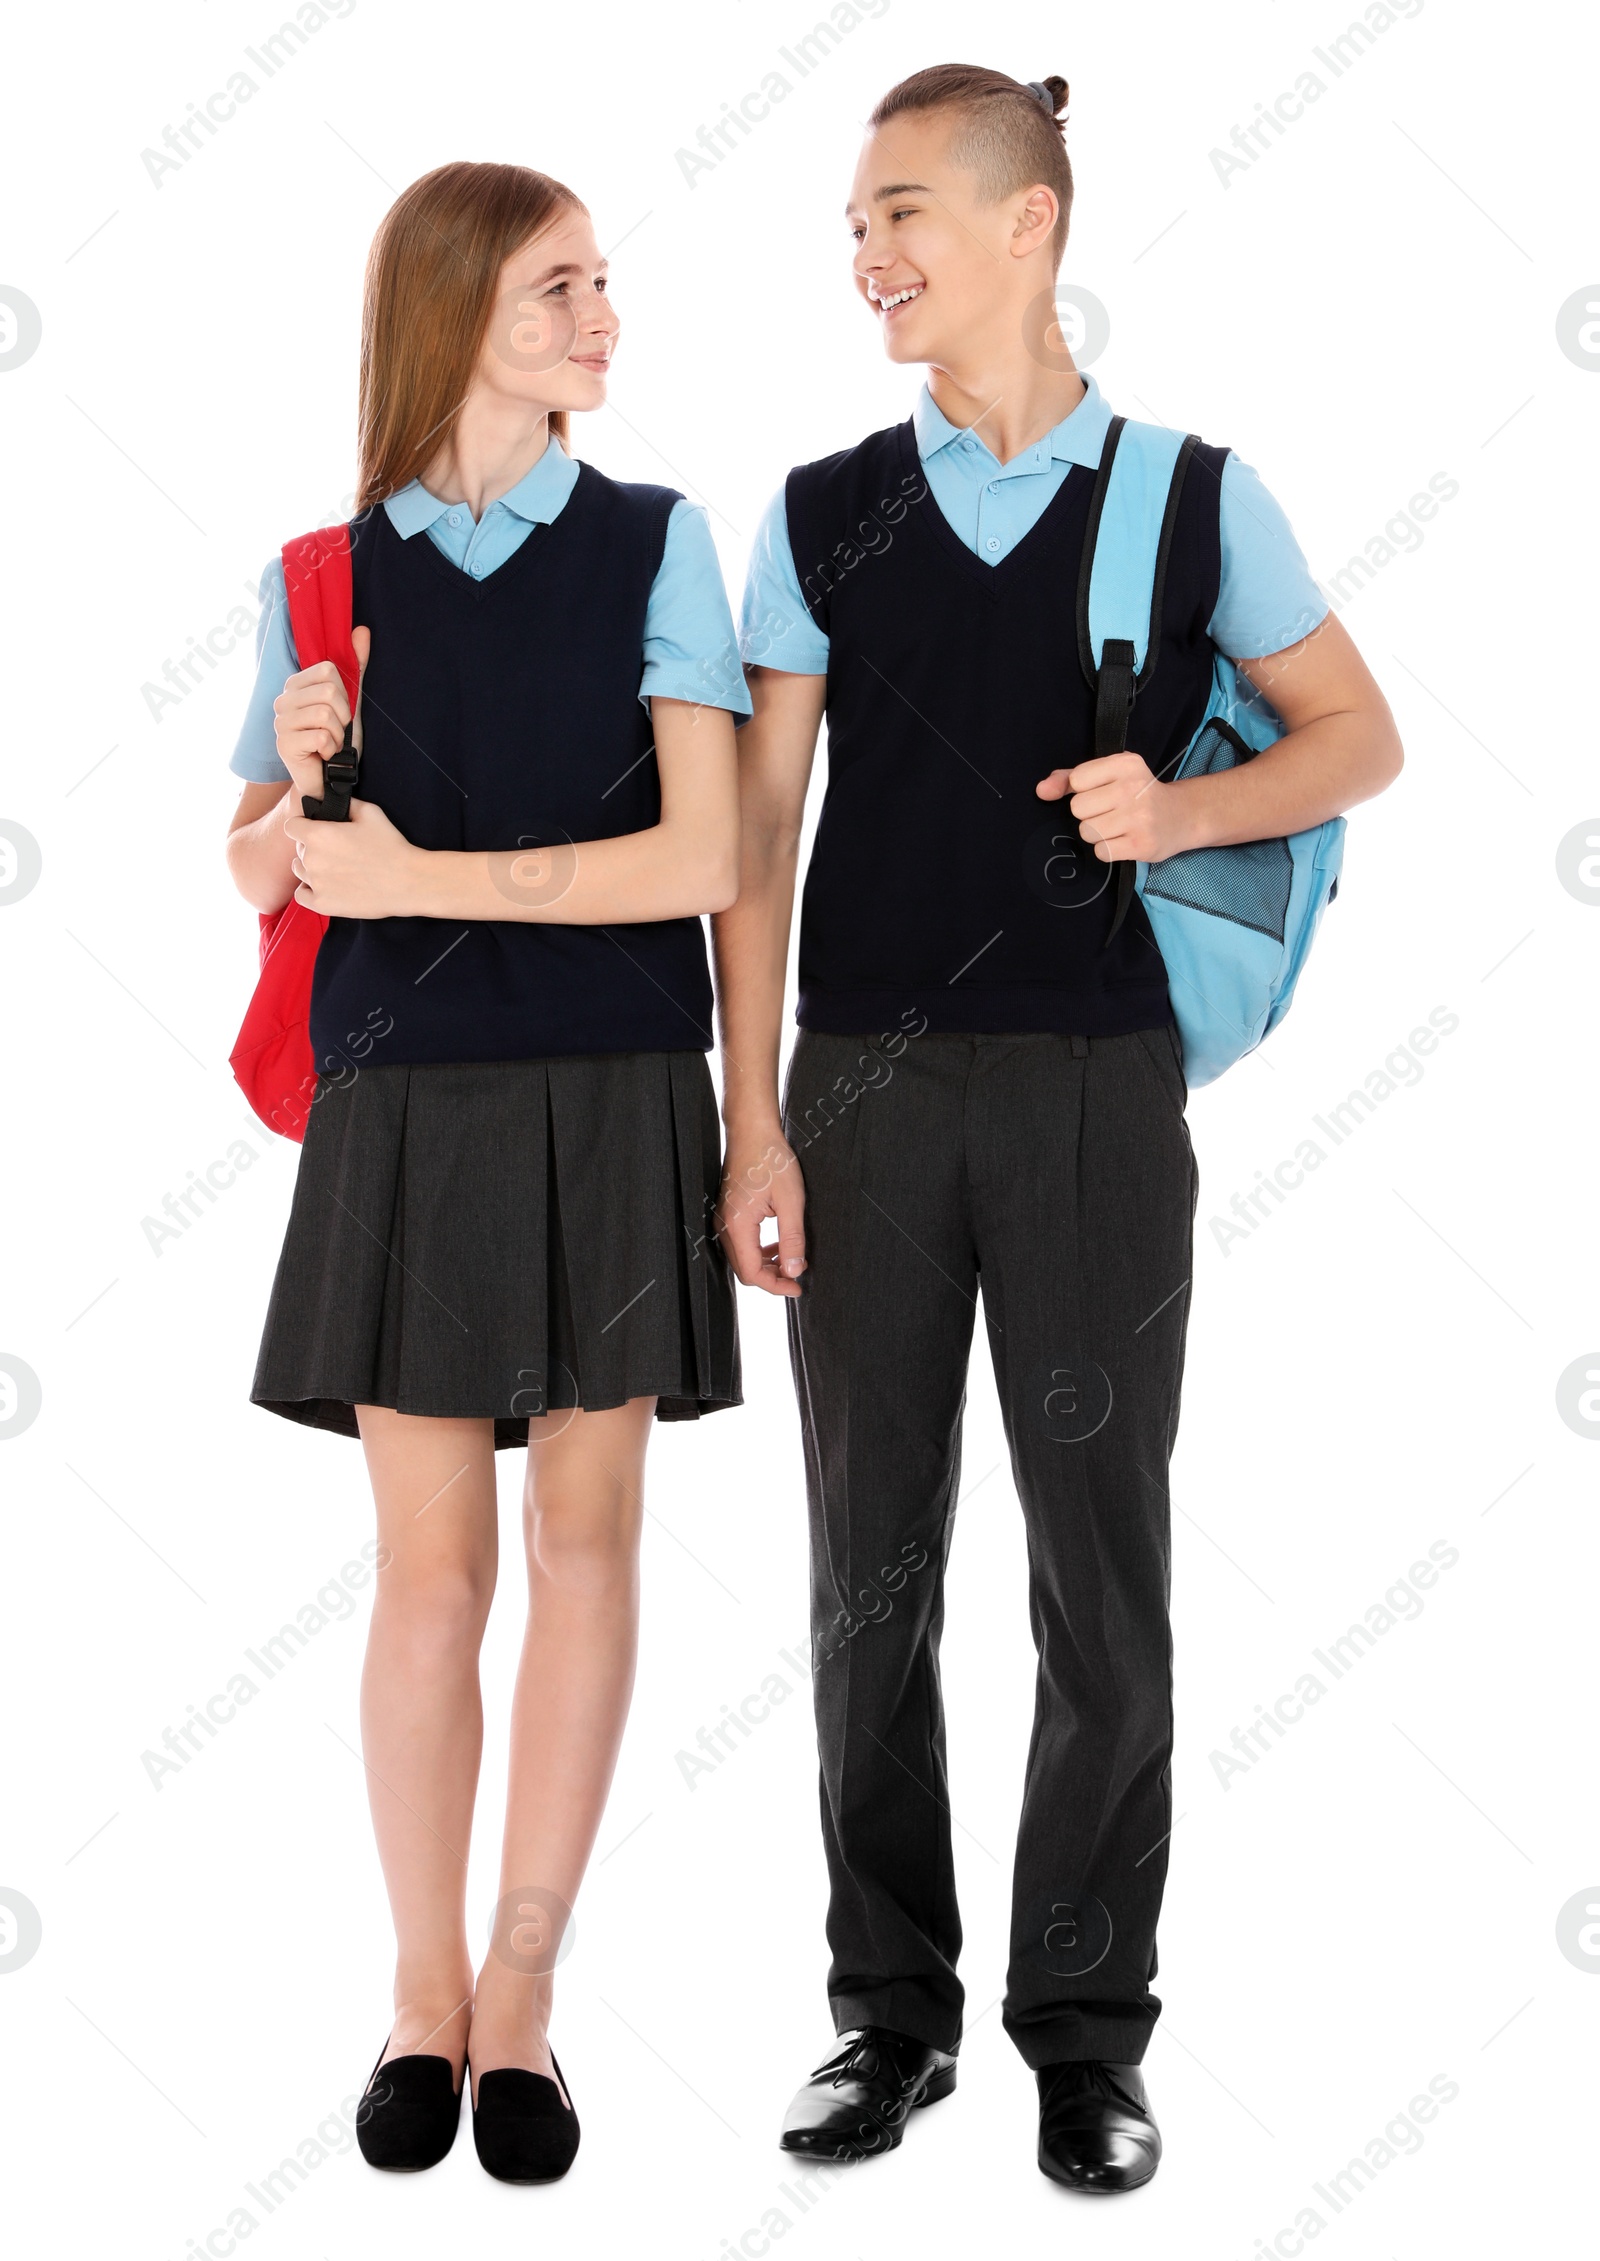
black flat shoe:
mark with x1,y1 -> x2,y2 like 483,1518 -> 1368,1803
1036,2059 -> 1160,2193
779,2026 -> 957,2161
355,2032 -> 463,2172
470,2050 -> 580,2183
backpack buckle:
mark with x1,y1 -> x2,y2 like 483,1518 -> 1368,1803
300,720 -> 359,823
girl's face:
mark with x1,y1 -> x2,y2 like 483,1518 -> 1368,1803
475,206 -> 620,419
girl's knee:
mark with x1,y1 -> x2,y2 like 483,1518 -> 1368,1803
524,1495 -> 641,1599
374,1559 -> 495,1649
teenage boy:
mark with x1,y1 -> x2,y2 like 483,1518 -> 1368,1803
713,64 -> 1401,2193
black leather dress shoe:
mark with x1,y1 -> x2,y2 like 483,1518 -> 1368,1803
355,2034 -> 463,2172
780,2026 -> 957,2161
1037,2060 -> 1160,2192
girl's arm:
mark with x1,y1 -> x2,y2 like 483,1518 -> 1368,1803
226,780 -> 302,914
224,640 -> 370,914
1037,609 -> 1404,860
286,693 -> 742,924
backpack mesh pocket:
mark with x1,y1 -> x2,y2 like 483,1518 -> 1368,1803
1145,718 -> 1293,942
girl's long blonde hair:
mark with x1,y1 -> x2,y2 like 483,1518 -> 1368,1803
357,160 -> 585,511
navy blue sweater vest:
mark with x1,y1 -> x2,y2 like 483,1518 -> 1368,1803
307,465 -> 714,1071
784,419 -> 1230,1036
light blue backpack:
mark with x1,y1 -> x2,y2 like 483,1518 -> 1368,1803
1081,415 -> 1345,1088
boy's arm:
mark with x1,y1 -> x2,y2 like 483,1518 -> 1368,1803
1221,608 -> 1403,840
1040,601 -> 1404,861
711,666 -> 827,1297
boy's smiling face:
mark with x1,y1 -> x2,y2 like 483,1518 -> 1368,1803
846,109 -> 1055,373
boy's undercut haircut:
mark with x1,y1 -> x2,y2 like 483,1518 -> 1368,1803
868,65 -> 1073,272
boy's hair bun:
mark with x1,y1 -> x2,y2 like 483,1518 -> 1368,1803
870,65 -> 1077,264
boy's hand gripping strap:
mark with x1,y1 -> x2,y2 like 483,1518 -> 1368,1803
1075,417 -> 1201,946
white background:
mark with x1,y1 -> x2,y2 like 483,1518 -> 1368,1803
2,0 -> 1596,2254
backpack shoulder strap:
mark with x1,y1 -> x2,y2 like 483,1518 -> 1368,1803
281,522 -> 357,702
1074,417 -> 1202,942
1076,416 -> 1200,690
281,523 -> 359,822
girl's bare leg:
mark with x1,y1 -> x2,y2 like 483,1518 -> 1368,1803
467,1396 -> 655,2102
355,1405 -> 499,2081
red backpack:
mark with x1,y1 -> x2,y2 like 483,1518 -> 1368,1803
229,524 -> 360,1141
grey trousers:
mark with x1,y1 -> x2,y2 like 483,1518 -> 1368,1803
782,1025 -> 1199,2068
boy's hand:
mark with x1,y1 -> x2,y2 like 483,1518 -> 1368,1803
284,796 -> 423,919
717,1126 -> 808,1296
1036,751 -> 1201,864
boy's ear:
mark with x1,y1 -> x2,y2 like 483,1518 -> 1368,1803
1011,184 -> 1060,260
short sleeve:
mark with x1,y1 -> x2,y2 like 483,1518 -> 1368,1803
228,558 -> 298,783
1208,454 -> 1331,660
639,500 -> 753,719
738,486 -> 829,676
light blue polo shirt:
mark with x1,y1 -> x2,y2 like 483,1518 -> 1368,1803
739,373 -> 1329,673
230,437 -> 751,782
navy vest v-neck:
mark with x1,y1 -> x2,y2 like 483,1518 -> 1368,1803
307,465 -> 715,1069
784,419 -> 1229,1036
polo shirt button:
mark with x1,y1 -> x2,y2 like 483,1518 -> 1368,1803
987,481 -> 999,494
470,562 -> 483,576
985,537 -> 1000,552
447,510 -> 462,527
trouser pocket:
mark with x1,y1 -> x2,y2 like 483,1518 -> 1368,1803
1130,1024 -> 1189,1121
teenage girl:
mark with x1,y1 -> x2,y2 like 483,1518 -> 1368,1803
223,161 -> 747,2183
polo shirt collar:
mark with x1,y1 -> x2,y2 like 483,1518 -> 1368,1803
382,435 -> 581,537
912,370 -> 1114,471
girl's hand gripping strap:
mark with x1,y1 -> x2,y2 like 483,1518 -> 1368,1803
282,524 -> 359,822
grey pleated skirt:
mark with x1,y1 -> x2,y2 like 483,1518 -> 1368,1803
250,1050 -> 741,1446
